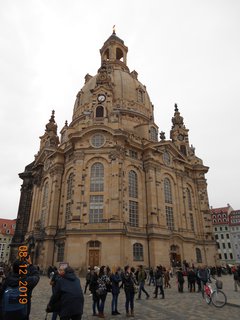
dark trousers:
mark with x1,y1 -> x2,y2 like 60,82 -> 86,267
125,290 -> 135,312
154,285 -> 164,298
92,293 -> 99,315
178,281 -> 184,292
111,293 -> 119,312
138,281 -> 149,298
189,281 -> 196,292
98,293 -> 107,313
60,315 -> 82,320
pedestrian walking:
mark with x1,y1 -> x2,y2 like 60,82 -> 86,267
187,268 -> 196,292
153,266 -> 165,299
46,266 -> 84,320
136,265 -> 149,300
84,267 -> 91,294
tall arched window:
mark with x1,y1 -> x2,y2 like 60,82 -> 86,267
41,181 -> 49,228
164,178 -> 174,230
150,127 -> 158,141
164,178 -> 172,204
89,163 -> 104,223
186,188 -> 192,210
196,248 -> 202,263
129,170 -> 139,227
129,170 -> 138,198
133,243 -> 143,261
65,173 -> 74,222
96,105 -> 104,118
90,163 -> 104,192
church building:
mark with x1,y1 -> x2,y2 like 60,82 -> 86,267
11,31 -> 217,272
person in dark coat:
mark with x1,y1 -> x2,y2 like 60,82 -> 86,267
89,266 -> 100,316
0,256 -> 40,320
176,268 -> 185,293
187,268 -> 196,292
47,266 -> 84,320
110,267 -> 122,315
153,265 -> 165,299
122,265 -> 137,317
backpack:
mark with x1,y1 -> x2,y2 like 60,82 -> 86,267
2,286 -> 28,317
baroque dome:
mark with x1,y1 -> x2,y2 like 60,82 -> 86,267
72,31 -> 153,124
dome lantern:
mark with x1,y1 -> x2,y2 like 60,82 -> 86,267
100,30 -> 128,70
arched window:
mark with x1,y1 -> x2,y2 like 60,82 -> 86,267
90,163 -> 104,192
67,173 -> 74,200
129,170 -> 138,227
150,127 -> 158,141
104,49 -> 109,60
186,188 -> 192,210
196,248 -> 202,263
65,173 -> 74,222
96,105 -> 104,118
164,178 -> 172,204
133,243 -> 143,261
41,181 -> 49,228
116,48 -> 123,61
129,170 -> 138,198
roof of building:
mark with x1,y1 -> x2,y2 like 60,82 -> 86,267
0,218 -> 16,236
211,207 -> 229,214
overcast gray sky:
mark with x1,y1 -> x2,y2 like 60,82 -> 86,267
1,0 -> 240,219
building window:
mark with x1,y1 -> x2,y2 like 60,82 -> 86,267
215,234 -> 218,240
219,253 -> 222,259
91,134 -> 105,148
222,243 -> 226,249
224,253 -> 227,259
89,195 -> 103,223
129,150 -> 138,159
221,234 -> 224,239
196,248 -> 202,263
226,234 -> 229,239
65,173 -> 74,222
228,243 -> 231,249
137,89 -> 144,103
57,243 -> 65,262
166,206 -> 174,230
230,253 -> 233,259
164,178 -> 172,204
150,127 -> 158,141
129,170 -> 138,198
66,173 -> 74,200
129,201 -> 139,227
163,151 -> 171,165
96,105 -> 104,117
133,243 -> 143,261
217,242 -> 220,249
90,163 -> 104,192
186,188 -> 192,210
190,213 -> 194,231
89,240 -> 100,248
41,181 -> 49,228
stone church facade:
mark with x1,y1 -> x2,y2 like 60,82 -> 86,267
12,32 -> 217,272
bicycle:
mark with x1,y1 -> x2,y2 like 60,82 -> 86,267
202,277 -> 227,308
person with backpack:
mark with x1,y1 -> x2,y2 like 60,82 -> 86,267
153,265 -> 165,299
136,265 -> 150,300
0,256 -> 40,320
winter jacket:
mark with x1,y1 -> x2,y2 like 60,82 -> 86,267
48,269 -> 84,317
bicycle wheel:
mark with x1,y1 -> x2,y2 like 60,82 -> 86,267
203,291 -> 211,304
211,290 -> 227,307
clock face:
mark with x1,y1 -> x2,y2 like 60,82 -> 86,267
97,94 -> 106,103
178,134 -> 184,141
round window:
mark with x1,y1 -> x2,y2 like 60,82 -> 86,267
91,134 -> 105,148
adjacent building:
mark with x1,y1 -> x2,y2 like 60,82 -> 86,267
0,219 -> 16,264
229,210 -> 240,263
11,31 -> 216,273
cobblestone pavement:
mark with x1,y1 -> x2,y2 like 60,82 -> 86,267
31,275 -> 240,320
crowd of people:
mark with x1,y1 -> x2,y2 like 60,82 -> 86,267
0,261 -> 240,320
